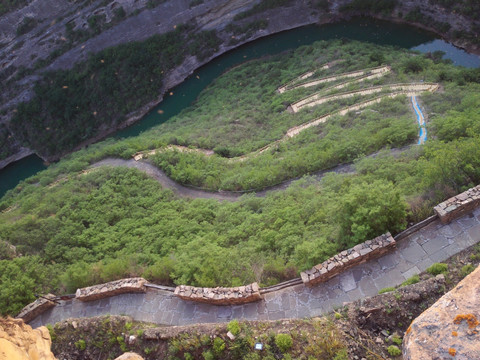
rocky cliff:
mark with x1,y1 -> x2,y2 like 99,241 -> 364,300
403,265 -> 480,359
0,0 -> 478,167
0,317 -> 56,360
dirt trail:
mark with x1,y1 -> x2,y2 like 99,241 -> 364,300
90,158 -> 356,201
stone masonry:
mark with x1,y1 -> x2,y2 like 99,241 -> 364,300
75,278 -> 147,302
301,233 -> 396,287
434,185 -> 480,224
174,283 -> 262,305
16,294 -> 57,323
26,205 -> 480,328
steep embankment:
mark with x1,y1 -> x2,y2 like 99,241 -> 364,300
0,0 -> 478,167
0,317 -> 56,360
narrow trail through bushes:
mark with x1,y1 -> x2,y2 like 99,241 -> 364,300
132,66 -> 438,163
83,66 -> 436,200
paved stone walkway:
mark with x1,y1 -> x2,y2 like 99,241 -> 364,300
29,207 -> 480,329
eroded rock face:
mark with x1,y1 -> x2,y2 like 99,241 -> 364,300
0,317 -> 56,360
403,265 -> 480,360
114,352 -> 144,360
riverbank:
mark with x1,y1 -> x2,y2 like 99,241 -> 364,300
1,0 -> 479,168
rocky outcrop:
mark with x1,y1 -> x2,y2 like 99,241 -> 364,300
434,185 -> 480,224
403,265 -> 480,360
174,282 -> 262,305
0,317 -> 56,360
76,277 -> 147,302
114,352 -> 145,360
301,233 -> 396,287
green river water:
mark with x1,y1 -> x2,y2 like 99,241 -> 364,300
1,18 -> 479,198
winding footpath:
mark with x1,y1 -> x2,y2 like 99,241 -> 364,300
86,66 -> 435,201
28,207 -> 480,328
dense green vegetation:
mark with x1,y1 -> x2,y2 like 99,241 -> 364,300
10,25 -> 221,159
1,40 -> 480,315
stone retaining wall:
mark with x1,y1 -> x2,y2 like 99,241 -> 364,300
16,294 -> 57,323
434,185 -> 480,224
174,283 -> 262,305
75,277 -> 147,302
301,233 -> 396,287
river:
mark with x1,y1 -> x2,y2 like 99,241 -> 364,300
1,18 -> 479,198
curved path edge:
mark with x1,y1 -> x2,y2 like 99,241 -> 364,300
89,145 -> 410,201
27,206 -> 480,328
89,157 -> 356,201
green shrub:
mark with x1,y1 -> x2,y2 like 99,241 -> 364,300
401,275 -> 420,286
333,349 -> 349,360
426,263 -> 448,276
202,350 -> 214,360
16,17 -> 37,35
46,324 -> 56,341
184,353 -> 194,360
227,319 -> 241,336
75,339 -> 86,351
460,264 -> 475,277
275,333 -> 293,353
213,337 -> 225,355
392,335 -> 402,345
379,287 -> 395,294
387,345 -> 402,356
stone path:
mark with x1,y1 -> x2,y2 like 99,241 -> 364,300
28,207 -> 480,329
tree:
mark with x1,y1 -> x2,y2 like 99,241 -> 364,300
338,179 -> 407,246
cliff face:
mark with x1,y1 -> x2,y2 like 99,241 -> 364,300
0,317 -> 56,360
403,265 -> 480,359
0,0 -> 478,167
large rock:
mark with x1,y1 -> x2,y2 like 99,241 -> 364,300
75,277 -> 147,302
114,353 -> 144,360
0,317 -> 56,360
403,265 -> 480,359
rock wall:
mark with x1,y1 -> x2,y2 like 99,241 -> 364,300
0,317 -> 56,360
301,233 -> 396,287
403,265 -> 480,360
174,282 -> 262,305
16,294 -> 57,323
434,185 -> 480,224
75,277 -> 147,302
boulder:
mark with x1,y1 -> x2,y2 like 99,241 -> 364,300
403,265 -> 480,359
0,317 -> 56,360
114,352 -> 144,360
76,277 -> 147,302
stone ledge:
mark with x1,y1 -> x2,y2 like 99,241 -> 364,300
75,278 -> 147,302
174,283 -> 262,305
301,233 -> 396,287
16,294 -> 57,323
434,185 -> 480,224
